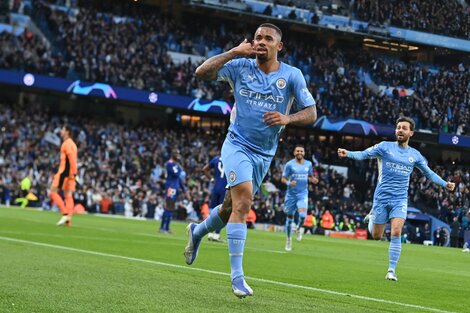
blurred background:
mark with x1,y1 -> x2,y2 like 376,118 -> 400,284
0,0 -> 468,247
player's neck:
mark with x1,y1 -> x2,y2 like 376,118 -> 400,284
295,158 -> 304,164
397,141 -> 409,148
256,58 -> 280,74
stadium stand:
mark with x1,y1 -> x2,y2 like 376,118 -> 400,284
0,2 -> 468,135
0,100 -> 467,232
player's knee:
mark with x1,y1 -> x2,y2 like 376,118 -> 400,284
232,198 -> 251,215
236,198 -> 252,212
371,232 -> 382,240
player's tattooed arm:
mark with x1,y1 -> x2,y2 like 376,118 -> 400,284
195,39 -> 256,80
287,106 -> 317,125
263,106 -> 317,126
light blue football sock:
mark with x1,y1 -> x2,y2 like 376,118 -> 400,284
293,211 -> 299,225
389,236 -> 402,271
285,217 -> 294,239
298,211 -> 307,228
227,222 -> 247,280
193,204 -> 225,240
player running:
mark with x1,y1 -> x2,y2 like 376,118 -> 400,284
338,116 -> 455,281
281,144 -> 318,251
184,23 -> 317,298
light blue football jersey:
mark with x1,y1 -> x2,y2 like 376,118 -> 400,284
218,58 -> 315,157
283,159 -> 313,195
347,141 -> 447,202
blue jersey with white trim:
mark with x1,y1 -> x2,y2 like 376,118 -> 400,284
165,160 -> 185,192
283,159 -> 313,196
218,58 -> 315,157
347,141 -> 447,202
208,156 -> 227,193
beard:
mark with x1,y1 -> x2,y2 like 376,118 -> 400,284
396,134 -> 408,143
256,51 -> 269,62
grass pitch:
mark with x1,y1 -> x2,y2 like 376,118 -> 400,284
0,206 -> 467,313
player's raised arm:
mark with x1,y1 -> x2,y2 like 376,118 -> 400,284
415,155 -> 456,191
195,39 -> 258,81
338,142 -> 385,160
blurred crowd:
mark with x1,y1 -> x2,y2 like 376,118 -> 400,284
252,0 -> 470,39
354,0 -> 470,39
0,1 -> 468,135
0,101 -> 468,237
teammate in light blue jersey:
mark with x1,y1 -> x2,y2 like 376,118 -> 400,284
184,23 -> 317,298
338,117 -> 455,281
202,155 -> 227,242
281,144 -> 318,251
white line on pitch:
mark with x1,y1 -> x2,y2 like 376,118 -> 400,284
0,236 -> 458,313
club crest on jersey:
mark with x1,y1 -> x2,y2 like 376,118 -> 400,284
276,78 -> 287,89
408,157 -> 414,163
229,171 -> 236,183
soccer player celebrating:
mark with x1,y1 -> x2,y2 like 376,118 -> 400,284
184,23 -> 317,298
338,117 -> 455,281
50,125 -> 78,226
281,144 -> 318,251
160,149 -> 186,233
202,155 -> 227,242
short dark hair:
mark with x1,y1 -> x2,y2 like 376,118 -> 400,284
294,144 -> 305,150
396,116 -> 415,131
258,23 -> 282,39
63,124 -> 74,138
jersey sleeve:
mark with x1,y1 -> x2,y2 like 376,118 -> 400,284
217,58 -> 245,84
282,162 -> 292,179
291,68 -> 316,110
208,157 -> 217,169
347,142 -> 386,160
414,153 -> 447,188
308,161 -> 314,176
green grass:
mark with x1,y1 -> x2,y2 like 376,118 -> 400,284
0,206 -> 467,313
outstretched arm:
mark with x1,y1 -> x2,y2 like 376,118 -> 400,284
415,161 -> 455,191
337,143 -> 384,160
195,39 -> 260,81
